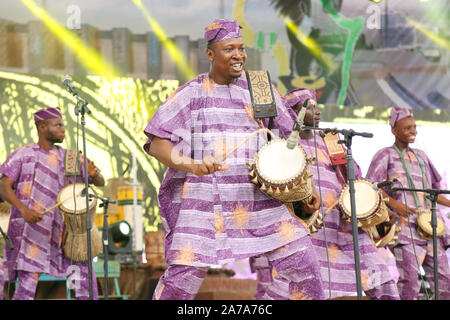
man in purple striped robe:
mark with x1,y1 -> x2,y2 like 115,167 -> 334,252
143,19 -> 325,300
0,107 -> 105,300
252,89 -> 400,300
366,107 -> 450,300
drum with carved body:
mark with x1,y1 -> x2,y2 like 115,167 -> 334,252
58,183 -> 102,262
286,202 -> 323,234
248,139 -> 322,233
416,209 -> 446,240
339,179 -> 400,248
248,139 -> 314,203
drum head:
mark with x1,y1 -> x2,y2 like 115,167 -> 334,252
340,180 -> 379,219
58,183 -> 97,214
256,139 -> 306,183
417,211 -> 445,237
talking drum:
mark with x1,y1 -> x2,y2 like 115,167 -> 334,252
416,209 -> 446,241
339,179 -> 399,248
248,139 -> 314,203
58,183 -> 103,262
286,202 -> 324,234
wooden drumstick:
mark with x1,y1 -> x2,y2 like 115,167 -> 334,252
324,199 -> 340,216
41,193 -> 82,215
221,128 -> 278,162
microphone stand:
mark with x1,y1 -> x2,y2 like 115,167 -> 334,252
390,186 -> 450,300
66,83 -> 95,300
304,126 -> 373,300
86,192 -> 116,300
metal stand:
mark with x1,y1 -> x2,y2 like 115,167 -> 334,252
310,126 -> 373,300
100,197 -> 115,299
86,191 -> 116,300
64,78 -> 95,299
391,186 -> 450,300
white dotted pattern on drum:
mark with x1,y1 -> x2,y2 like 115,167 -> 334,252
58,183 -> 96,213
342,181 -> 379,218
258,141 -> 305,182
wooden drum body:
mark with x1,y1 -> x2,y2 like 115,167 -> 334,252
339,179 -> 399,248
416,209 -> 446,241
248,139 -> 314,203
58,183 -> 103,262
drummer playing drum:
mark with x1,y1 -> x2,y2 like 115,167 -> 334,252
251,88 -> 401,300
366,107 -> 450,300
0,107 -> 105,300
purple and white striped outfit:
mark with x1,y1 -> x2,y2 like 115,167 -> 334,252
366,146 -> 450,299
0,144 -> 98,300
251,134 -> 399,300
303,136 -> 399,299
252,88 -> 399,300
143,72 -> 325,300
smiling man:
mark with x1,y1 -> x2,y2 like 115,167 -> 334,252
143,19 -> 325,300
0,107 -> 105,300
366,107 -> 450,300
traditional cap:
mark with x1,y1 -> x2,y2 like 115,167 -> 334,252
33,107 -> 62,123
389,107 -> 414,128
204,19 -> 243,44
285,88 -> 316,109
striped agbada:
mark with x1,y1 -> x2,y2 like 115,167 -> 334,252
366,145 -> 450,299
0,144 -> 98,299
251,88 -> 399,300
143,71 -> 325,300
302,134 -> 399,299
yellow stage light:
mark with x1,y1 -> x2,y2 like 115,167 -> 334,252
22,0 -> 120,78
132,0 -> 196,81
282,16 -> 337,73
404,15 -> 449,51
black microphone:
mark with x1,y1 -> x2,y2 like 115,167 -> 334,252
287,107 -> 306,149
80,187 -> 88,197
373,178 -> 398,190
80,187 -> 94,198
62,76 -> 77,95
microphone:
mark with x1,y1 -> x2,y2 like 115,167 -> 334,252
286,107 -> 307,149
80,187 -> 94,198
62,76 -> 77,95
373,178 -> 398,190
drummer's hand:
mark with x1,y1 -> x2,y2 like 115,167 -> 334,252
306,99 -> 317,109
87,159 -> 99,177
20,207 -> 43,224
78,155 -> 99,177
299,193 -> 321,215
191,156 -> 228,177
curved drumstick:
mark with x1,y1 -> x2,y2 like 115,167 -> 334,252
324,199 -> 340,216
220,128 -> 278,162
41,191 -> 84,215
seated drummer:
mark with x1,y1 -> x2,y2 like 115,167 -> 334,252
366,107 -> 450,300
251,88 -> 400,300
0,107 -> 105,300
